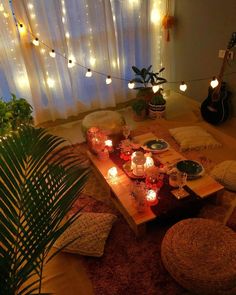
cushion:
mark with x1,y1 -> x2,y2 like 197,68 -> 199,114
54,212 -> 117,257
81,110 -> 125,135
169,125 -> 221,151
211,160 -> 236,191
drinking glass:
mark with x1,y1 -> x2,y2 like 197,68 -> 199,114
122,125 -> 131,140
176,172 -> 188,199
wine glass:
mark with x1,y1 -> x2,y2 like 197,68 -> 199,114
176,172 -> 188,199
122,125 -> 131,140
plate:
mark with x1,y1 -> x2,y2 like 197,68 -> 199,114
143,139 -> 169,153
176,160 -> 204,179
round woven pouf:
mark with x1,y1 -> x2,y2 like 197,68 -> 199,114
161,218 -> 236,295
81,110 -> 125,136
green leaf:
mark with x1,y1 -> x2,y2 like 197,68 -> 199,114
131,66 -> 141,75
0,126 -> 90,294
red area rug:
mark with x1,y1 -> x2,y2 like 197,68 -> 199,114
73,194 -> 185,295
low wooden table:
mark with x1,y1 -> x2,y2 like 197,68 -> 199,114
87,133 -> 224,237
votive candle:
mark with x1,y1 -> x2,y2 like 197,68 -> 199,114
146,189 -> 158,206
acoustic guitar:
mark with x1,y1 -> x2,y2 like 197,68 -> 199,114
201,32 -> 236,125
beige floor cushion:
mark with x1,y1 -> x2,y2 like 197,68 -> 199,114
211,160 -> 236,191
81,110 -> 125,135
54,212 -> 117,257
169,125 -> 221,151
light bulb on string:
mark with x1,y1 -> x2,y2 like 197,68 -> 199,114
152,85 -> 160,93
85,68 -> 92,77
49,49 -> 56,58
179,81 -> 187,92
32,37 -> 39,46
68,59 -> 75,68
210,76 -> 219,88
18,23 -> 26,34
128,81 -> 135,89
0,4 -> 4,11
106,75 -> 112,85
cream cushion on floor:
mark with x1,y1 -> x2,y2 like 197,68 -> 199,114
81,110 -> 125,135
169,125 -> 221,151
54,212 -> 117,257
211,160 -> 236,191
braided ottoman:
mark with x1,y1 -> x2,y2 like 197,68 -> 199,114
81,110 -> 125,136
161,218 -> 236,295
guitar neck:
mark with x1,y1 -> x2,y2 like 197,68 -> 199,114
215,49 -> 229,93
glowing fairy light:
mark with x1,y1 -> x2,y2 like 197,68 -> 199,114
32,37 -> 39,46
128,81 -> 135,89
49,49 -> 56,58
152,85 -> 160,93
106,76 -> 112,85
85,69 -> 92,77
210,77 -> 219,88
47,78 -> 55,88
179,81 -> 187,92
18,23 -> 26,34
68,59 -> 75,68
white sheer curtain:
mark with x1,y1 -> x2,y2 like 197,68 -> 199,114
0,0 -> 166,125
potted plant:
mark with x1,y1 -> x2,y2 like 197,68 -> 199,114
131,98 -> 146,121
0,126 -> 90,294
130,65 -> 167,117
148,88 -> 166,119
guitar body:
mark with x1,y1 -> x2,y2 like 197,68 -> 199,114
200,32 -> 235,125
200,83 -> 230,125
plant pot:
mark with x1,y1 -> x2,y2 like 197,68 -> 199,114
148,103 -> 166,119
132,109 -> 146,121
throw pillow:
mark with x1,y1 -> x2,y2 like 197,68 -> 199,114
54,212 -> 117,257
210,160 -> 236,191
169,125 -> 221,151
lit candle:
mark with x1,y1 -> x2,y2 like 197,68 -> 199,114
105,139 -> 113,152
145,156 -> 154,169
146,189 -> 158,206
107,167 -> 118,182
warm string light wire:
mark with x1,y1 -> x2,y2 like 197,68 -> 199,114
9,10 -> 236,91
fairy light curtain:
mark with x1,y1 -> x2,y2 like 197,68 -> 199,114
0,0 -> 166,124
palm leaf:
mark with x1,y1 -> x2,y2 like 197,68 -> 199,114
0,126 -> 90,294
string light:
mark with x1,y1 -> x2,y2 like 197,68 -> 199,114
128,81 -> 135,89
68,59 -> 75,68
47,77 -> 55,88
152,85 -> 160,93
18,23 -> 26,34
49,49 -> 56,58
85,68 -> 92,77
210,77 -> 219,88
106,75 -> 112,85
32,37 -> 39,46
9,16 -> 236,89
0,4 -> 4,12
179,81 -> 187,92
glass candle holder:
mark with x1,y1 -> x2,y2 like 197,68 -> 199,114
146,189 -> 158,206
107,167 -> 118,183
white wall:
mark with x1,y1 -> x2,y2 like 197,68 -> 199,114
169,0 -> 236,116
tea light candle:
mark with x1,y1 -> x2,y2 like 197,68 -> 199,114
105,139 -> 113,152
146,189 -> 158,206
108,167 -> 118,181
145,156 -> 154,169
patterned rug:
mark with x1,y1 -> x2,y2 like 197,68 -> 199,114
73,194 -> 185,295
64,122 -> 236,295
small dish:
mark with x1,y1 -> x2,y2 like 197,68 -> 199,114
142,139 -> 169,153
175,160 -> 204,180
